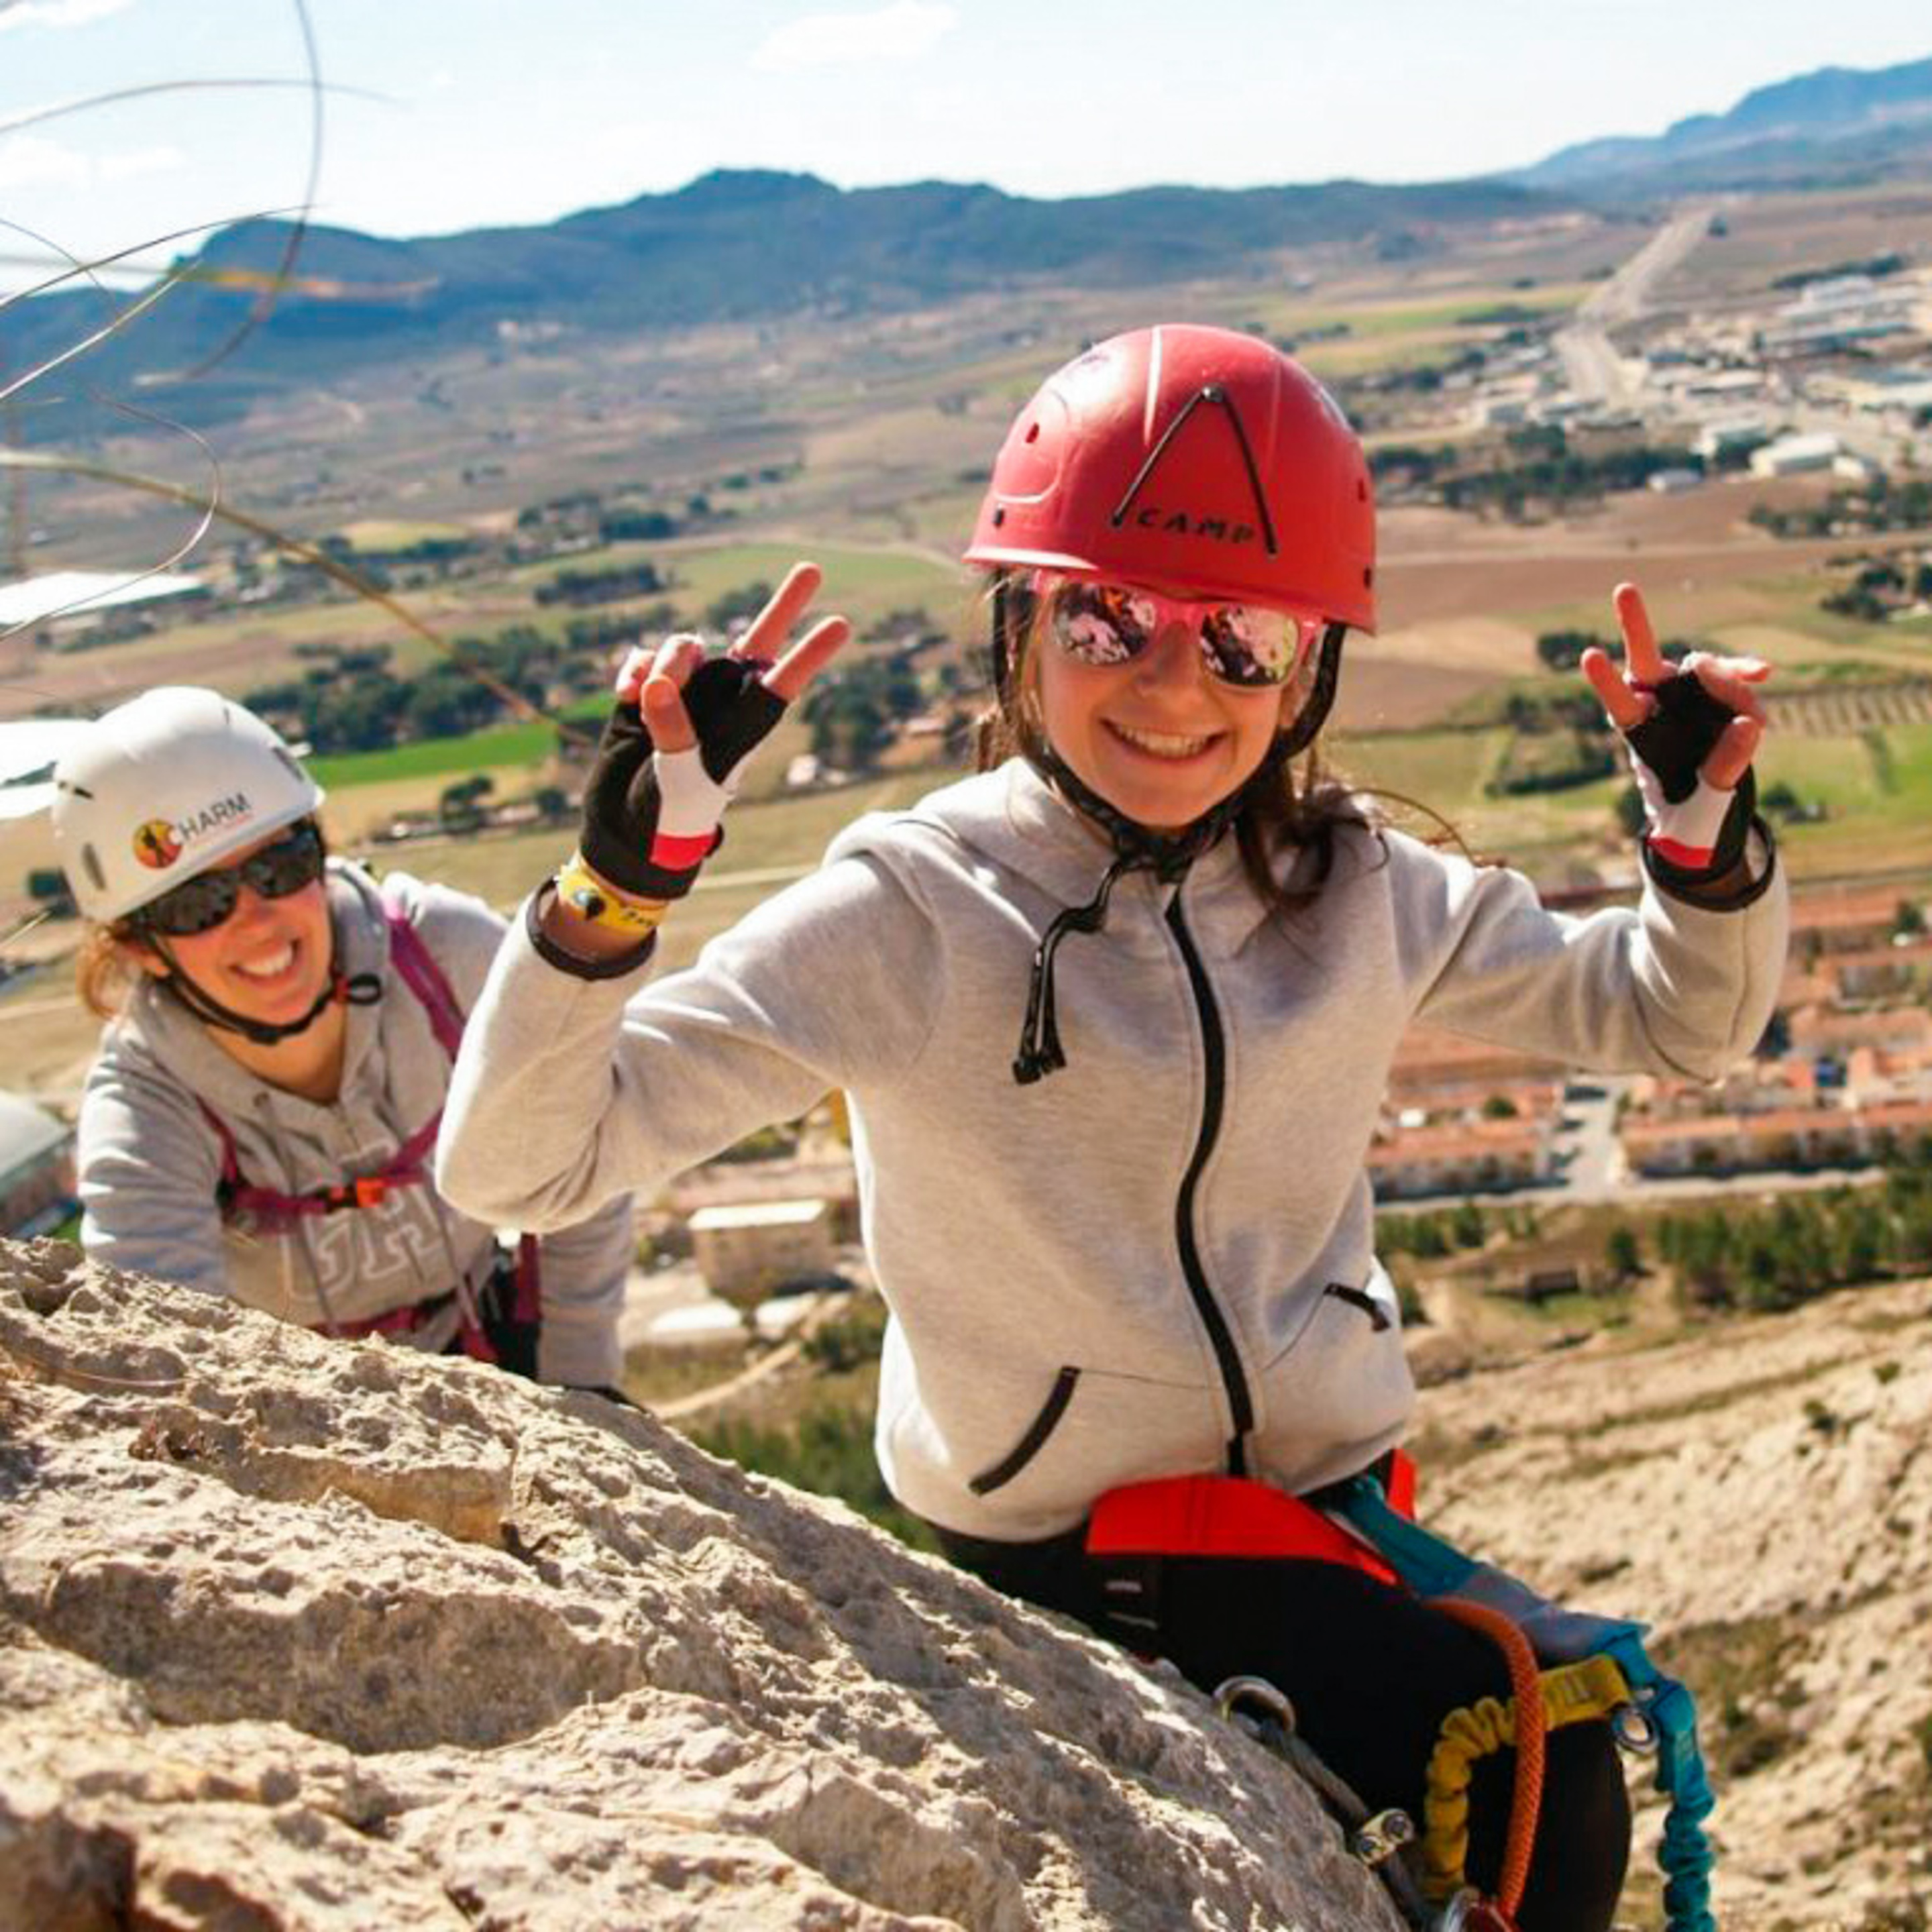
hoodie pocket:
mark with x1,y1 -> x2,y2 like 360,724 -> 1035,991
969,1366 -> 1081,1495
1254,1260 -> 1413,1465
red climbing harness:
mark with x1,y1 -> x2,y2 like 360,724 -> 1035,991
1087,1452 -> 1416,1578
198,898 -> 541,1362
1085,1454 -> 1548,1932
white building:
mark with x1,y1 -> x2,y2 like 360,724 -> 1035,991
1750,432 -> 1840,478
0,571 -> 208,643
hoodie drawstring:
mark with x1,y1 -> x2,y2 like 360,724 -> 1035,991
1014,851 -> 1162,1083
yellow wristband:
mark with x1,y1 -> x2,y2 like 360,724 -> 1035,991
553,853 -> 665,936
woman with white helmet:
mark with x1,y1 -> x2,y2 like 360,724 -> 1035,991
55,686 -> 632,1389
435,326 -> 1788,1929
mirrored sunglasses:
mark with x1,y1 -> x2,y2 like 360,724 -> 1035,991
1035,572 -> 1314,690
133,821 -> 326,938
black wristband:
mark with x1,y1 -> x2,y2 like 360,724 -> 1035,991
1643,798 -> 1775,908
523,882 -> 657,981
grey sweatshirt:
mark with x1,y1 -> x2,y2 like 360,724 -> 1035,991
80,861 -> 631,1388
437,761 -> 1787,1538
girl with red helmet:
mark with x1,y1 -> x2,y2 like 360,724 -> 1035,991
438,326 -> 1786,1930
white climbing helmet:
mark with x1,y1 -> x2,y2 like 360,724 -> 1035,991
50,687 -> 324,924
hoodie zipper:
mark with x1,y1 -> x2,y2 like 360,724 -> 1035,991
1165,894 -> 1254,1466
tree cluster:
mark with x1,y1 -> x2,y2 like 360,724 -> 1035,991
1819,555 -> 1932,623
1651,1146 -> 1932,1314
1748,476 -> 1932,541
1438,434 -> 1702,519
800,652 -> 926,772
248,626 -> 610,755
534,561 -> 669,609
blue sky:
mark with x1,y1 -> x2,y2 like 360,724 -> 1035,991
2,0 -> 1929,292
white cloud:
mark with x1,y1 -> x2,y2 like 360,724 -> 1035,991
753,2 -> 957,72
0,132 -> 181,195
0,133 -> 90,191
98,143 -> 184,182
0,0 -> 138,32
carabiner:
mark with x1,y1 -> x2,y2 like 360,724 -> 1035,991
1611,1699 -> 1660,1755
1214,1674 -> 1297,1733
1436,1888 -> 1519,1932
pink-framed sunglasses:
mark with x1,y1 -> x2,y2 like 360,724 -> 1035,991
1032,570 -> 1317,690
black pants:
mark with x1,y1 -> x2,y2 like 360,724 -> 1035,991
937,1525 -> 1631,1932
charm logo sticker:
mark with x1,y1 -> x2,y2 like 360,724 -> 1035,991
129,793 -> 252,871
132,820 -> 182,869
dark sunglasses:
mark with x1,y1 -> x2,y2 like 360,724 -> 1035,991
1034,570 -> 1314,690
133,821 -> 327,938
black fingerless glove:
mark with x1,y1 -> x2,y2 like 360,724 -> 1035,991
579,655 -> 786,901
1624,671 -> 1755,886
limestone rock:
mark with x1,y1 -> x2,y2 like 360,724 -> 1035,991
0,1239 -> 1399,1931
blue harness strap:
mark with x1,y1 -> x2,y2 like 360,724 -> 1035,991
1330,1474 -> 1717,1932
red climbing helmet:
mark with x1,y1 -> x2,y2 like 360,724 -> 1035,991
965,323 -> 1377,633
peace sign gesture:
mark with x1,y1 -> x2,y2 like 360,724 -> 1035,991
1580,582 -> 1770,881
617,561 -> 851,753
576,563 -> 852,912
1580,582 -> 1766,792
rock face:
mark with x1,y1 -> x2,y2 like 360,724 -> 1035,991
0,1239 -> 1400,1932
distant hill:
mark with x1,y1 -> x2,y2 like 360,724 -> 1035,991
1514,54 -> 1932,193
1,170 -> 1564,428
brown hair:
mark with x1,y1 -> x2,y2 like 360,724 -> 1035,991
975,577 -> 1375,919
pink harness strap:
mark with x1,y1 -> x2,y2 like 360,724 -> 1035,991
199,900 -> 541,1348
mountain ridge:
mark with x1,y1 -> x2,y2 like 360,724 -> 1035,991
1513,53 -> 1932,190
1,169 -> 1564,409
5,52 -> 1930,429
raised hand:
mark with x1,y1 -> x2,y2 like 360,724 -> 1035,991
580,563 -> 851,904
1580,582 -> 1768,880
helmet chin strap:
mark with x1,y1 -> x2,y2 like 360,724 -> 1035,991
154,937 -> 380,1048
996,597 -> 1346,1083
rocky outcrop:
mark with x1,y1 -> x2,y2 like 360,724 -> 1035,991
0,1239 -> 1399,1932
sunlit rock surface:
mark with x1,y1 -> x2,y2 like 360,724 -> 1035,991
0,1238 -> 1397,1931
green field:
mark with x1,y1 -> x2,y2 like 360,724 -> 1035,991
657,539 -> 966,633
1343,727 -> 1509,808
313,704 -> 1932,918
507,535 -> 965,637
310,720 -> 566,788
1766,722 -> 1932,875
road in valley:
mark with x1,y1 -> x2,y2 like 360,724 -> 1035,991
1553,203 -> 1720,406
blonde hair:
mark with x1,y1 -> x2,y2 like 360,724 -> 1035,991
76,921 -> 146,1022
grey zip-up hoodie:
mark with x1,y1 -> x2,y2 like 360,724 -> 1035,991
437,761 -> 1787,1539
80,861 -> 631,1388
